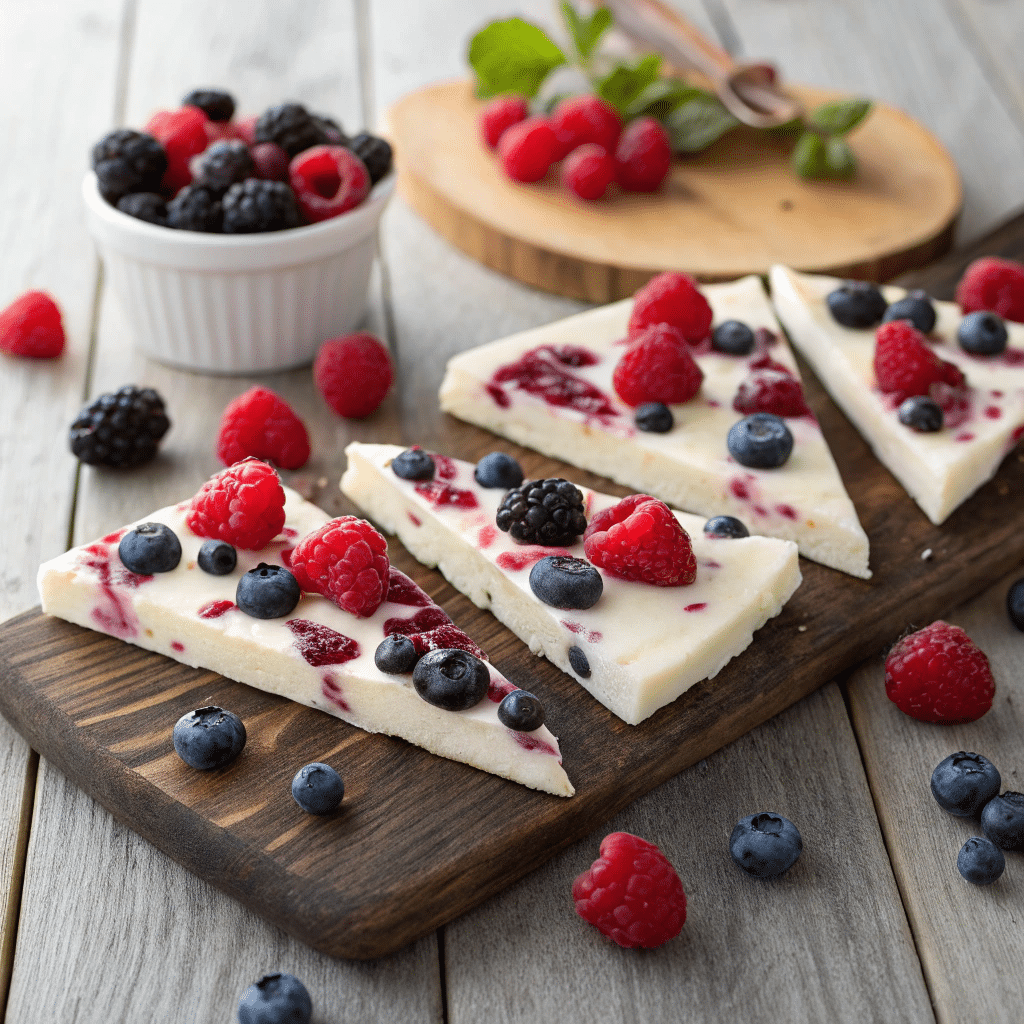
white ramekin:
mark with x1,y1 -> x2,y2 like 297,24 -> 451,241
83,170 -> 396,374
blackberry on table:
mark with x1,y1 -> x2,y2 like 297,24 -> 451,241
496,477 -> 588,546
254,102 -> 327,156
347,132 -> 393,184
222,179 -> 301,233
116,192 -> 168,226
190,140 -> 255,196
91,128 -> 167,204
182,87 -> 235,122
69,385 -> 171,468
167,184 -> 223,232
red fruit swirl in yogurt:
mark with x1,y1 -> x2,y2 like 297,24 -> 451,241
286,619 -> 360,666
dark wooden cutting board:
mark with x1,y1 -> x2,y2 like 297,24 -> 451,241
2,223 -> 1024,961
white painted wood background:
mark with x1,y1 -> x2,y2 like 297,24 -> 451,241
1,0 -> 1023,1020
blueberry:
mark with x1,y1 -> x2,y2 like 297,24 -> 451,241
291,762 -> 344,815
980,791 -> 1024,851
881,290 -> 937,333
729,812 -> 802,877
237,972 -> 312,1024
236,563 -> 300,619
412,648 -> 490,711
173,705 -> 246,770
118,522 -> 181,574
826,281 -> 887,328
897,395 -> 943,432
957,836 -> 1005,885
958,310 -> 1008,355
703,515 -> 749,539
474,452 -> 524,489
497,690 -> 546,731
529,556 -> 603,609
711,320 -> 756,355
930,751 -> 1001,817
197,539 -> 236,575
374,633 -> 419,674
1007,577 -> 1024,631
568,645 -> 591,678
634,402 -> 674,433
392,447 -> 435,481
727,414 -> 794,469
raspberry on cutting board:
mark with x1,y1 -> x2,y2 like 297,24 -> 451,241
216,385 -> 310,470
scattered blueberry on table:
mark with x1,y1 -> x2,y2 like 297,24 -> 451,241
237,972 -> 312,1024
729,812 -> 803,877
291,763 -> 345,815
173,706 -> 246,771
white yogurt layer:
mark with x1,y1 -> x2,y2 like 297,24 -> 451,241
439,275 -> 870,579
36,487 -> 573,797
342,443 -> 802,726
770,266 -> 1024,525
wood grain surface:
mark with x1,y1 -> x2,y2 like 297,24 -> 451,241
389,79 -> 960,301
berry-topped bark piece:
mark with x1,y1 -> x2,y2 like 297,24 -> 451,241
37,479 -> 572,796
770,265 -> 1024,524
440,275 -> 870,579
342,443 -> 801,725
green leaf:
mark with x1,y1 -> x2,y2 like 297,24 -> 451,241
595,55 -> 662,118
825,137 -> 857,178
792,130 -> 828,178
809,98 -> 872,136
561,2 -> 612,62
468,18 -> 567,100
622,79 -> 703,121
663,95 -> 740,153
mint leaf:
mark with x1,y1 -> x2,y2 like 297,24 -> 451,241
663,95 -> 739,153
623,79 -> 703,120
561,2 -> 612,63
596,55 -> 662,117
792,131 -> 828,178
468,18 -> 566,99
825,137 -> 857,178
809,98 -> 871,136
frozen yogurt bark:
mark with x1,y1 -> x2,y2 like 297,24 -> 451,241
37,485 -> 573,797
342,442 -> 802,726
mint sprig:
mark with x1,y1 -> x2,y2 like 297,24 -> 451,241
792,99 -> 871,179
468,18 -> 566,99
560,1 -> 612,65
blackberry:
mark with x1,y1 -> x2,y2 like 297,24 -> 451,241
190,140 -> 256,196
347,132 -> 393,184
91,128 -> 167,205
311,113 -> 349,146
116,192 -> 167,226
182,87 -> 236,122
496,478 -> 588,546
254,102 -> 327,157
69,385 -> 171,468
222,179 -> 301,233
167,184 -> 223,232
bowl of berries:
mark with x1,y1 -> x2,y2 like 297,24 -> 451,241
84,89 -> 395,374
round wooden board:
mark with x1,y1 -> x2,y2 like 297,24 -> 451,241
387,80 -> 962,302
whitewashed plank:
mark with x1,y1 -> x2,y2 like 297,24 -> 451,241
445,685 -> 934,1024
847,569 -> 1024,1023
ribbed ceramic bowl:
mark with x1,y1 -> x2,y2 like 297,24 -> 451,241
83,171 -> 396,374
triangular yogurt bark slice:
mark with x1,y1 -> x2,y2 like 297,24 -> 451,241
36,487 -> 573,797
341,442 -> 801,726
770,265 -> 1024,524
439,275 -> 870,579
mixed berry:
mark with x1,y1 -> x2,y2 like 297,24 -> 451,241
528,555 -> 604,609
0,291 -> 66,359
496,478 -> 588,546
172,705 -> 246,770
291,762 -> 345,815
216,386 -> 310,471
412,648 -> 491,711
118,523 -> 182,575
237,973 -> 312,1024
91,89 -> 392,233
69,385 -> 171,468
236,563 -> 302,619
729,812 -> 803,878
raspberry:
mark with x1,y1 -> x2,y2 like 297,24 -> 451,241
144,107 -> 209,195
498,116 -> 556,183
314,332 -> 393,418
615,116 -> 672,192
612,324 -> 704,406
561,143 -> 616,200
408,623 -> 487,661
250,142 -> 290,182
290,516 -> 390,617
572,832 -> 687,949
733,366 -> 809,417
479,96 -> 529,149
628,272 -> 713,343
583,494 -> 697,586
956,256 -> 1024,323
550,94 -> 621,160
873,320 -> 961,403
0,291 -> 65,358
884,621 -> 995,725
234,115 -> 259,147
187,459 -> 286,551
289,145 -> 370,222
216,386 -> 310,470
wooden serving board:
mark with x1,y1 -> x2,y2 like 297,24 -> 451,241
3,233 -> 1024,960
388,80 -> 962,302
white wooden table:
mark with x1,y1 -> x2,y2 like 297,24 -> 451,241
2,1 -> 1023,1020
